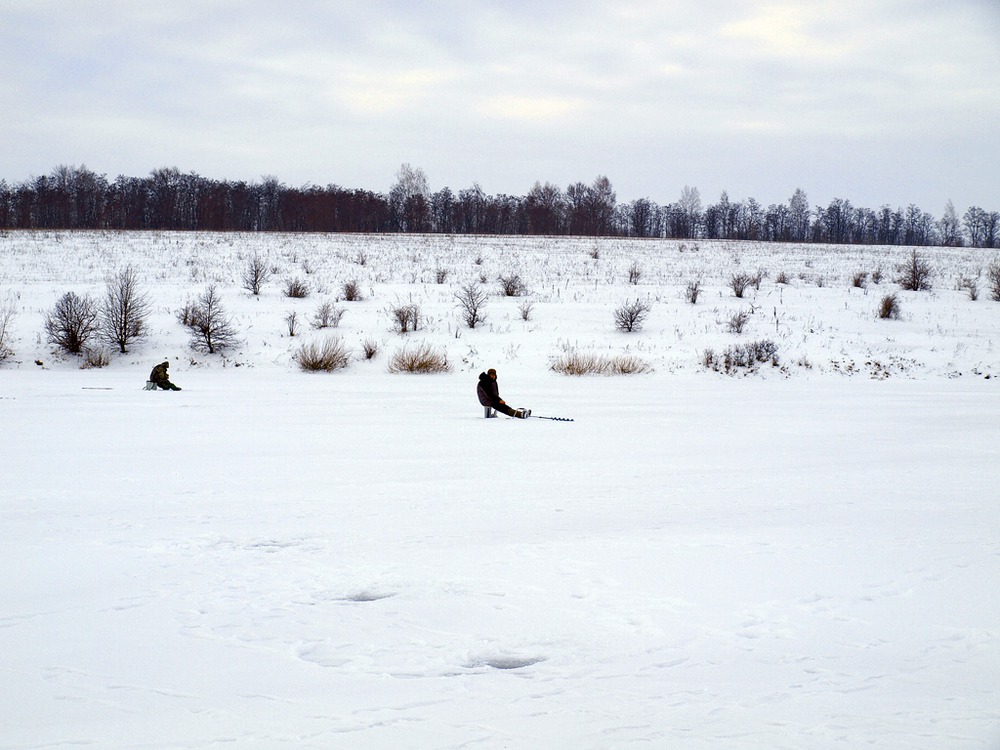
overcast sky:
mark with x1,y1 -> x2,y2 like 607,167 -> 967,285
3,0 -> 998,213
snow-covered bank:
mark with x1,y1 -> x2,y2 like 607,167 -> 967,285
1,231 -> 999,748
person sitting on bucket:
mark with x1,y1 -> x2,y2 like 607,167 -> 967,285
149,361 -> 182,391
477,368 -> 529,418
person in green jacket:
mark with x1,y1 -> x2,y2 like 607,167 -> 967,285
149,361 -> 182,391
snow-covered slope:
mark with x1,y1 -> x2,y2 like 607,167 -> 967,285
1,231 -> 998,749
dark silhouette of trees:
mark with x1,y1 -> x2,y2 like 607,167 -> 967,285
0,163 -> 995,247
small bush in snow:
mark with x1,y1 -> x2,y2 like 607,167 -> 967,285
518,300 -> 534,321
613,298 -> 651,333
727,309 -> 751,334
703,339 -> 779,374
627,261 -> 642,285
80,347 -> 111,369
435,268 -> 449,284
0,294 -> 17,361
498,273 -> 527,297
987,259 -> 1000,301
389,302 -> 421,333
342,280 -> 363,302
729,273 -> 752,298
896,250 -> 933,291
242,253 -> 271,295
185,285 -> 239,354
958,275 -> 979,301
283,277 -> 310,298
294,337 -> 351,372
45,291 -> 100,355
285,311 -> 300,336
361,338 -> 379,360
775,270 -> 790,285
685,280 -> 702,304
878,293 -> 901,320
311,300 -> 345,329
852,271 -> 869,288
387,342 -> 451,373
455,281 -> 488,328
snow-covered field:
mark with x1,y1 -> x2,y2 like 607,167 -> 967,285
1,230 -> 999,749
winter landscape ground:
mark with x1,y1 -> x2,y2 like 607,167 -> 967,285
1,230 -> 998,749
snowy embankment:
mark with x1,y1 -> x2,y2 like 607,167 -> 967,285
1,231 -> 999,749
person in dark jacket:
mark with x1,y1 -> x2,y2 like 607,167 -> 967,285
149,361 -> 182,391
477,368 -> 529,418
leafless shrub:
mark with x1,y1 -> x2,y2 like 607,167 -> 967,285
389,302 -> 421,333
518,300 -> 534,321
80,347 -> 111,369
614,298 -> 651,332
185,285 -> 239,354
355,251 -> 368,266
703,339 -> 779,374
878,293 -> 901,320
987,259 -> 1000,301
387,342 -> 451,373
727,309 -> 751,334
455,281 -> 488,328
435,268 -> 449,284
242,253 -> 271,295
750,270 -> 765,290
685,280 -> 702,304
0,294 -> 15,361
729,273 -> 752,298
896,249 -> 933,291
589,245 -> 600,260
361,338 -> 380,360
498,273 -> 527,297
285,311 -> 300,336
311,300 -> 345,329
958,275 -> 979,301
101,265 -> 150,354
283,277 -> 310,298
342,280 -> 363,301
45,291 -> 99,354
852,271 -> 869,288
550,350 -> 652,376
293,337 -> 351,372
775,270 -> 790,285
870,266 -> 884,284
627,261 -> 642,285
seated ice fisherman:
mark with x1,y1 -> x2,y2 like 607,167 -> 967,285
476,368 -> 529,418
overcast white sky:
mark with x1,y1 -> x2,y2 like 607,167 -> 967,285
3,0 -> 998,213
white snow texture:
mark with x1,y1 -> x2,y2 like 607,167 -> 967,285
1,231 -> 998,749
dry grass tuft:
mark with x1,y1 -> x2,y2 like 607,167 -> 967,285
294,337 -> 351,372
387,342 -> 451,373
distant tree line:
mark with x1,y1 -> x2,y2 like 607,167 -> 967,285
1,163 -> 997,248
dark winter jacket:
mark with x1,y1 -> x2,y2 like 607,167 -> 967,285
149,362 -> 171,385
477,371 -> 502,407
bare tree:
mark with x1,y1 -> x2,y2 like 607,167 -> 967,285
614,298 -> 652,332
896,249 -> 934,291
241,253 -> 271,295
101,265 -> 151,353
186,285 -> 238,353
45,291 -> 99,354
455,281 -> 489,328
